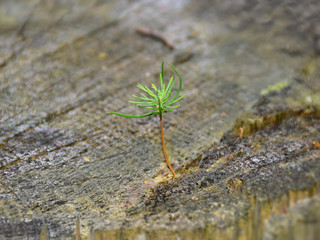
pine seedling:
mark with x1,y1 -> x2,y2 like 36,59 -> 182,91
109,61 -> 186,177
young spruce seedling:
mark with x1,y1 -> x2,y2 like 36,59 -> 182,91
109,61 -> 185,177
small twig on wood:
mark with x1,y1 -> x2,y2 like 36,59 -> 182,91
135,27 -> 174,50
17,13 -> 32,40
17,0 -> 43,40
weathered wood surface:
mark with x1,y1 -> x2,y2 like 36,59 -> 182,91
0,0 -> 320,239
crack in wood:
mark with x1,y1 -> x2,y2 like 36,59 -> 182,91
0,136 -> 90,170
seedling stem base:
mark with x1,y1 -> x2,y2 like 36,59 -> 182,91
160,114 -> 176,177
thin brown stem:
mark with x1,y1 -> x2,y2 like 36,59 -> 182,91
160,114 -> 176,177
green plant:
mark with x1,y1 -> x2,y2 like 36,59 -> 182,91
109,61 -> 185,176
